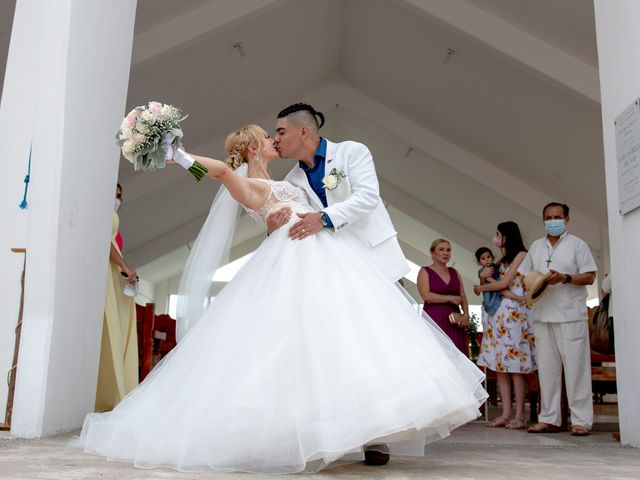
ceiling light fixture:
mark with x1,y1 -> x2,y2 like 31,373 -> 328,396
233,42 -> 246,58
442,47 -> 456,63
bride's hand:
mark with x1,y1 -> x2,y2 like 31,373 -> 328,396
267,207 -> 292,235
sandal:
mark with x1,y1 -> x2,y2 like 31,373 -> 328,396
505,419 -> 526,430
486,417 -> 510,428
571,425 -> 590,436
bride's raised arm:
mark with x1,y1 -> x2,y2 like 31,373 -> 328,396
174,151 -> 268,211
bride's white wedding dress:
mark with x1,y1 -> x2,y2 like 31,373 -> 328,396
77,179 -> 487,473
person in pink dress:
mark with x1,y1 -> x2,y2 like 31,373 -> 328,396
418,239 -> 470,356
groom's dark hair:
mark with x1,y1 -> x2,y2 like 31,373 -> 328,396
277,103 -> 325,129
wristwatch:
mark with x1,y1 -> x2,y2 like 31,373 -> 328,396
319,211 -> 330,228
563,274 -> 573,284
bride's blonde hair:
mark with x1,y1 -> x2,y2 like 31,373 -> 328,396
224,124 -> 268,170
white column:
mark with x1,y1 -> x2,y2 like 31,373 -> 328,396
1,0 -> 137,437
594,0 -> 640,447
0,0 -> 37,423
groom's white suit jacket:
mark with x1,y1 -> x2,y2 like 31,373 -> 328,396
285,139 -> 409,282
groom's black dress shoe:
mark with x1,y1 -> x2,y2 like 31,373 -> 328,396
364,444 -> 390,466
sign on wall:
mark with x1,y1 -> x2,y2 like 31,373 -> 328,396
614,100 -> 640,215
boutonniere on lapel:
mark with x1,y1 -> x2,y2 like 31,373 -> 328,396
322,168 -> 346,191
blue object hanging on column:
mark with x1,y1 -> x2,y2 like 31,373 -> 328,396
19,145 -> 32,210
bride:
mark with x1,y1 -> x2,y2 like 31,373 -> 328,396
77,125 -> 487,473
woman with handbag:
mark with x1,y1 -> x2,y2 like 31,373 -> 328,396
418,238 -> 470,356
474,221 -> 536,429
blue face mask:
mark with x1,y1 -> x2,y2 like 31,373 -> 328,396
544,219 -> 566,237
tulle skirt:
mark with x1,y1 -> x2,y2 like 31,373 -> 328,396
77,222 -> 487,473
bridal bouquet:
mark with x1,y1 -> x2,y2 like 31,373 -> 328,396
115,101 -> 208,181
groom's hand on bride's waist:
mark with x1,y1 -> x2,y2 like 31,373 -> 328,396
266,207 -> 292,235
289,212 -> 324,240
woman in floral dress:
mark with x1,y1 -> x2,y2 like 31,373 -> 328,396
475,221 -> 536,430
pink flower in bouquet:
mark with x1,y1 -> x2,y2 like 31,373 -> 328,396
131,133 -> 146,146
125,110 -> 139,128
148,101 -> 163,116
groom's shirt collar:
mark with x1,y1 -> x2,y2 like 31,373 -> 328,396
298,137 -> 327,174
297,138 -> 333,227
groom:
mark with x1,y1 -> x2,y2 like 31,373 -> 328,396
268,103 -> 408,285
268,103 -> 408,466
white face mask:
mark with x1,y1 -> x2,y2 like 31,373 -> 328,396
114,198 -> 121,211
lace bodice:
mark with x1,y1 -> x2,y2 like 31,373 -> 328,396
243,179 -> 313,224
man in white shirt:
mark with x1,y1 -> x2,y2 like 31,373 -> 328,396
519,202 -> 597,436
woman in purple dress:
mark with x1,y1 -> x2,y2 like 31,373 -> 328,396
418,239 -> 470,356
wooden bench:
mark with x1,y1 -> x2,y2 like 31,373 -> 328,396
136,303 -> 177,381
590,352 -> 616,403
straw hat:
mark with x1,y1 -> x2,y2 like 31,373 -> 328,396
524,271 -> 552,307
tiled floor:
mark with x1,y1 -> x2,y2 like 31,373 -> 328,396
1,419 -> 637,479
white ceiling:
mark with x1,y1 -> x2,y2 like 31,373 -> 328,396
134,0 -> 214,34
464,0 -> 598,66
2,0 -> 607,302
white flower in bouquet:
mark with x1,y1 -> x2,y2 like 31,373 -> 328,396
115,101 -> 187,172
134,123 -> 150,135
122,140 -> 136,161
117,127 -> 132,142
161,104 -> 179,117
140,110 -> 154,122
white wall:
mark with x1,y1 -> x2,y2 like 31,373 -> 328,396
153,274 -> 181,315
594,0 -> 640,447
3,0 -> 137,437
